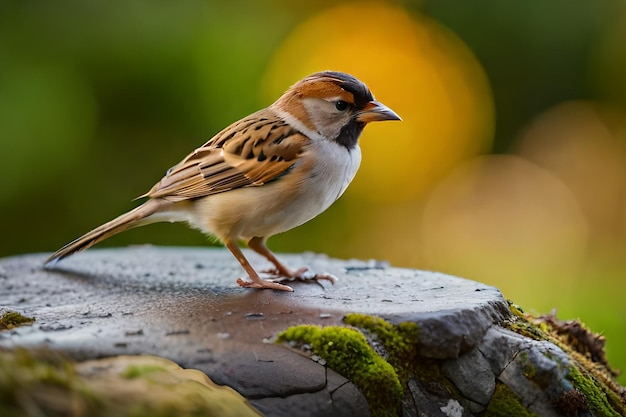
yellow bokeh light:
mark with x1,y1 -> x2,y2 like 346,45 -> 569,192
262,2 -> 494,202
420,155 -> 588,301
515,100 -> 626,250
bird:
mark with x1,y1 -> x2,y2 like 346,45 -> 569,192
46,71 -> 401,291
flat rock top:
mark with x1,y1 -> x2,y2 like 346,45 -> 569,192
0,246 -> 510,410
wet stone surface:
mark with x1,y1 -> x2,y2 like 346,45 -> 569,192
0,246 -> 514,416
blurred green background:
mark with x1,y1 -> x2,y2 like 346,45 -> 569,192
2,0 -> 625,383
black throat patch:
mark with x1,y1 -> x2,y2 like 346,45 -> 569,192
336,120 -> 366,150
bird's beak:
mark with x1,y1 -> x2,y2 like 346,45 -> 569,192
357,100 -> 402,123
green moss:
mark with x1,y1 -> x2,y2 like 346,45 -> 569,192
485,383 -> 538,417
505,302 -> 626,416
278,315 -> 468,417
506,319 -> 547,342
0,349 -> 260,417
567,365 -> 624,417
507,299 -> 526,318
0,348 -> 102,416
277,324 -> 403,417
123,365 -> 167,379
517,351 -> 537,382
345,315 -> 462,397
279,310 -> 624,417
344,313 -> 419,378
0,311 -> 35,330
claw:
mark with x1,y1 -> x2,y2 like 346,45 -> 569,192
236,278 -> 293,292
307,273 -> 337,284
262,267 -> 337,286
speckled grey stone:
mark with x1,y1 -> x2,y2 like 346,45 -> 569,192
0,246 -> 510,361
250,368 -> 371,417
477,325 -> 593,417
403,378 -> 468,417
442,347 -> 495,407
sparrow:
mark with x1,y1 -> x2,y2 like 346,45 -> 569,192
46,71 -> 401,291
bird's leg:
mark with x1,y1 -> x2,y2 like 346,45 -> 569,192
247,237 -> 336,284
224,239 -> 293,291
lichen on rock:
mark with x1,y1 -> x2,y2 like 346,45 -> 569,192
485,383 -> 538,417
278,306 -> 626,417
277,314 -> 470,416
506,301 -> 626,417
0,311 -> 35,330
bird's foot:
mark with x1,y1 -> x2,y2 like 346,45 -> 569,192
262,266 -> 337,285
236,278 -> 294,292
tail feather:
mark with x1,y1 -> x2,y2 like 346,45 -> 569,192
46,199 -> 164,264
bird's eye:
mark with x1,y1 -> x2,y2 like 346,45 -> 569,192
335,100 -> 349,111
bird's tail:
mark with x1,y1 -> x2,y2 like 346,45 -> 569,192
45,199 -> 165,265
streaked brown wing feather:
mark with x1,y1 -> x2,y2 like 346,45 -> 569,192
143,110 -> 309,202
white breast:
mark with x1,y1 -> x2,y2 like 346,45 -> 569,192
308,138 -> 362,209
242,138 -> 361,238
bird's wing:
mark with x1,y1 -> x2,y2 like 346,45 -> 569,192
142,110 -> 310,202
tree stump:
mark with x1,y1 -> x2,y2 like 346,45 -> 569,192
0,246 -> 623,416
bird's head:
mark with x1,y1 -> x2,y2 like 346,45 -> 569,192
271,71 -> 401,149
